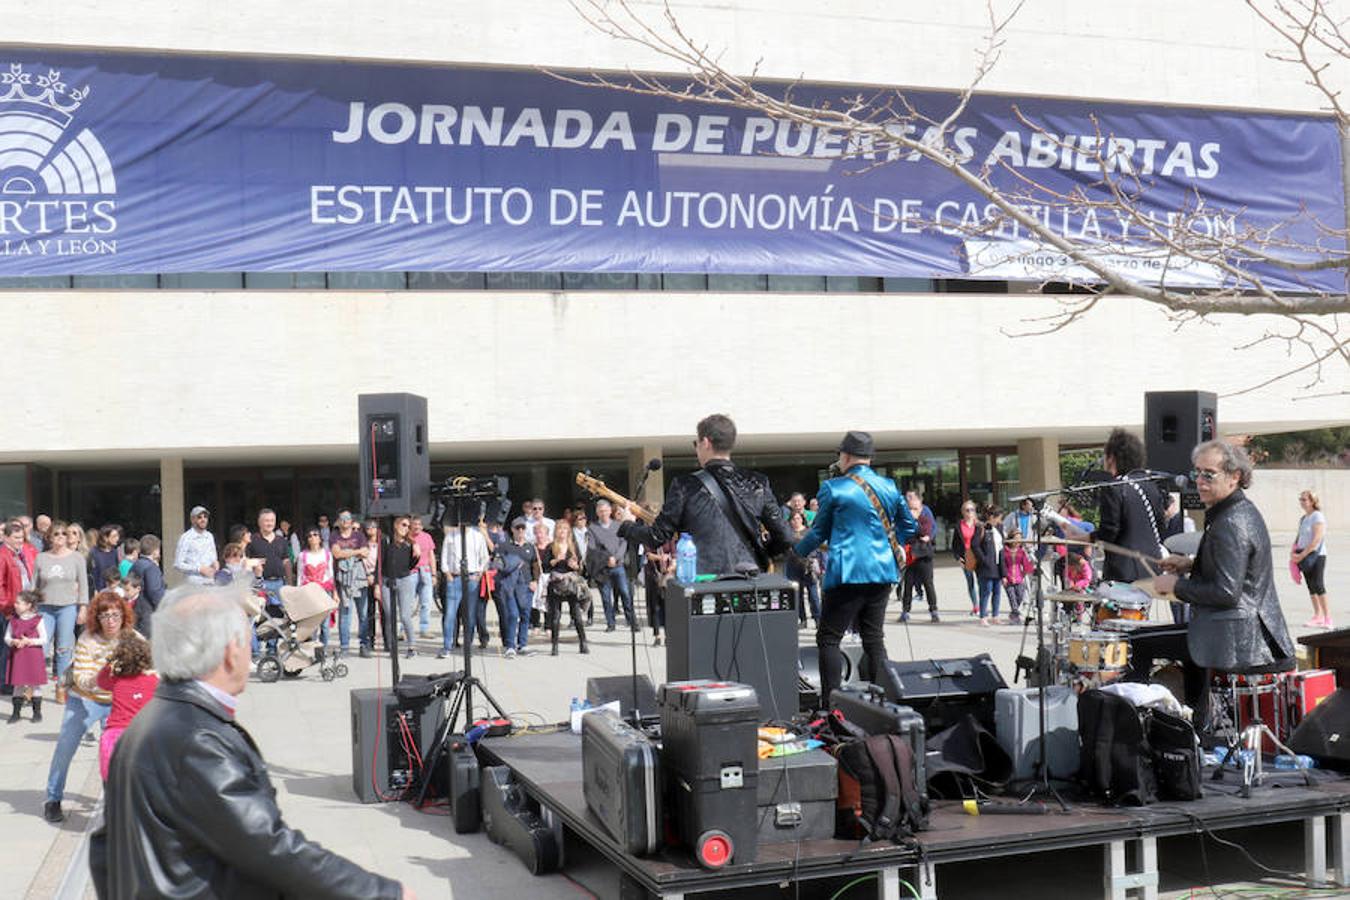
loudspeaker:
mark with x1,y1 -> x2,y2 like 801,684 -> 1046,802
1290,687 -> 1350,770
350,688 -> 445,803
358,393 -> 430,518
1144,390 -> 1217,479
880,654 -> 1008,734
586,675 -> 657,718
663,575 -> 799,722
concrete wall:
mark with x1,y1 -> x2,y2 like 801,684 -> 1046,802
1248,468 -> 1350,536
0,290 -> 1345,464
2,1 -> 1330,113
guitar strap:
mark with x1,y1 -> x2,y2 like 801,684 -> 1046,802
694,468 -> 769,573
846,472 -> 907,574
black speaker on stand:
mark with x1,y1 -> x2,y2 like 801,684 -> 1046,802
1144,390 -> 1217,509
358,392 -> 430,519
357,392 -> 430,686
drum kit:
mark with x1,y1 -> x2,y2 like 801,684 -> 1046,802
1042,579 -> 1170,690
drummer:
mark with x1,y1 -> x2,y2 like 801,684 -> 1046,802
1094,429 -> 1170,588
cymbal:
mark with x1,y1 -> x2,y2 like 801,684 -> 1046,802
1132,577 -> 1174,599
1046,591 -> 1099,605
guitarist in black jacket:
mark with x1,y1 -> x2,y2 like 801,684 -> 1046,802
1095,429 -> 1169,583
617,414 -> 792,576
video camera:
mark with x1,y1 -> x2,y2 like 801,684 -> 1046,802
430,474 -> 512,529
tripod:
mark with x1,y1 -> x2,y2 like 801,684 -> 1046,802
413,494 -> 509,807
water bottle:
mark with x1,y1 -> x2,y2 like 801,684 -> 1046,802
676,533 -> 698,583
1273,754 -> 1316,770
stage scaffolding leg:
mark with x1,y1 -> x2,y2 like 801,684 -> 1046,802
1332,812 -> 1350,887
876,867 -> 899,900
1306,813 -> 1329,887
1104,836 -> 1158,900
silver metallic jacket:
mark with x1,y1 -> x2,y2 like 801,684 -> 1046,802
1175,489 -> 1295,671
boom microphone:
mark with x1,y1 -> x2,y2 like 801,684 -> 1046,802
633,457 -> 663,501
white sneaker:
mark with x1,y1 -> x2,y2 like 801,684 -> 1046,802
504,648 -> 517,659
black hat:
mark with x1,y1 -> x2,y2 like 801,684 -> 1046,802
837,430 -> 874,457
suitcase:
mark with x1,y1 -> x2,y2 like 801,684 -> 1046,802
481,765 -> 561,874
1287,669 -> 1337,728
994,686 -> 1078,781
829,684 -> 927,800
582,710 -> 662,855
448,734 -> 481,834
756,748 -> 837,844
659,680 -> 760,867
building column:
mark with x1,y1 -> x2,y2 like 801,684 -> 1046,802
160,455 -> 185,588
627,445 -> 665,511
1017,436 -> 1060,494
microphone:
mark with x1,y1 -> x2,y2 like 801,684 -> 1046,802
1141,470 -> 1192,490
633,458 -> 663,501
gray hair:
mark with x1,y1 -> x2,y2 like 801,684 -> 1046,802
594,499 -> 611,510
1192,439 -> 1254,490
151,583 -> 252,681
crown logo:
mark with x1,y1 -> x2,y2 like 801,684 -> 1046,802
0,63 -> 89,127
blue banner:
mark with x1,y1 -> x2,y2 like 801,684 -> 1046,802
0,49 -> 1342,290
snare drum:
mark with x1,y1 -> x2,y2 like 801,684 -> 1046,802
1068,632 -> 1131,671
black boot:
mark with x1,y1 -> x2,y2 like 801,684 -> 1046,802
550,617 -> 560,657
7,697 -> 22,724
575,615 -> 589,654
30,697 -> 42,723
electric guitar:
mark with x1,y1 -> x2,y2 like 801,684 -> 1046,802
574,473 -> 658,524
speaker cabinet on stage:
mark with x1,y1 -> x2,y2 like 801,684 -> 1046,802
350,688 -> 445,803
1290,688 -> 1350,770
663,575 -> 799,722
1144,391 -> 1217,480
358,393 -> 430,518
1298,628 -> 1350,690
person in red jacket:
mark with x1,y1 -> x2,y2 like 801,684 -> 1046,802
0,520 -> 40,696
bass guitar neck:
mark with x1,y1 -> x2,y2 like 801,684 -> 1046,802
574,473 -> 658,524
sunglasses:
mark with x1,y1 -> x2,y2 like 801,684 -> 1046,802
1191,468 -> 1225,483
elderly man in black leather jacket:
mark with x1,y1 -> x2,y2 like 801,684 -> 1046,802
1154,440 -> 1294,672
618,414 -> 791,576
91,584 -> 410,900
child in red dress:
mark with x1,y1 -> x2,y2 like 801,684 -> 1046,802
95,631 -> 159,781
6,590 -> 48,723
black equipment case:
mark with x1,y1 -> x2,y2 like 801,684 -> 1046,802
829,684 -> 928,802
448,733 -> 481,833
756,748 -> 837,844
581,710 -> 663,855
659,680 -> 761,866
481,765 -> 562,874
881,654 -> 1007,733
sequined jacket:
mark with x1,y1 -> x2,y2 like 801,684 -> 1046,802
1174,489 -> 1294,671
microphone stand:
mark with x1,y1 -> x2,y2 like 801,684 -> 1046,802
1025,496 -> 1069,811
626,462 -> 659,726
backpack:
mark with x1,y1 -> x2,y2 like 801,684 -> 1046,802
1077,690 -> 1203,805
833,734 -> 929,842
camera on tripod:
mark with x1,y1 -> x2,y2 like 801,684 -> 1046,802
431,475 -> 509,500
430,475 -> 511,529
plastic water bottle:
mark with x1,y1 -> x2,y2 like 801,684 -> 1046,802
1273,754 -> 1316,770
676,533 -> 698,583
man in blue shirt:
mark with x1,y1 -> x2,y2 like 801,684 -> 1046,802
796,431 -> 917,706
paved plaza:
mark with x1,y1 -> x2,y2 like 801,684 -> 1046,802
4,532 -> 1345,899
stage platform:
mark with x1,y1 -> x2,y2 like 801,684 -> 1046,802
479,730 -> 1350,900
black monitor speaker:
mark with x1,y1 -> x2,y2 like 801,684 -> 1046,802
1144,391 -> 1217,478
358,393 -> 430,518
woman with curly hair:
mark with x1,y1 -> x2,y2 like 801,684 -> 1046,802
43,590 -> 144,823
95,631 -> 158,781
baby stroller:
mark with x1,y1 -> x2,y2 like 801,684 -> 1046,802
252,582 -> 350,683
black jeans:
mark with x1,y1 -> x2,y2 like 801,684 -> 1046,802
817,582 -> 891,706
901,558 -> 936,613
